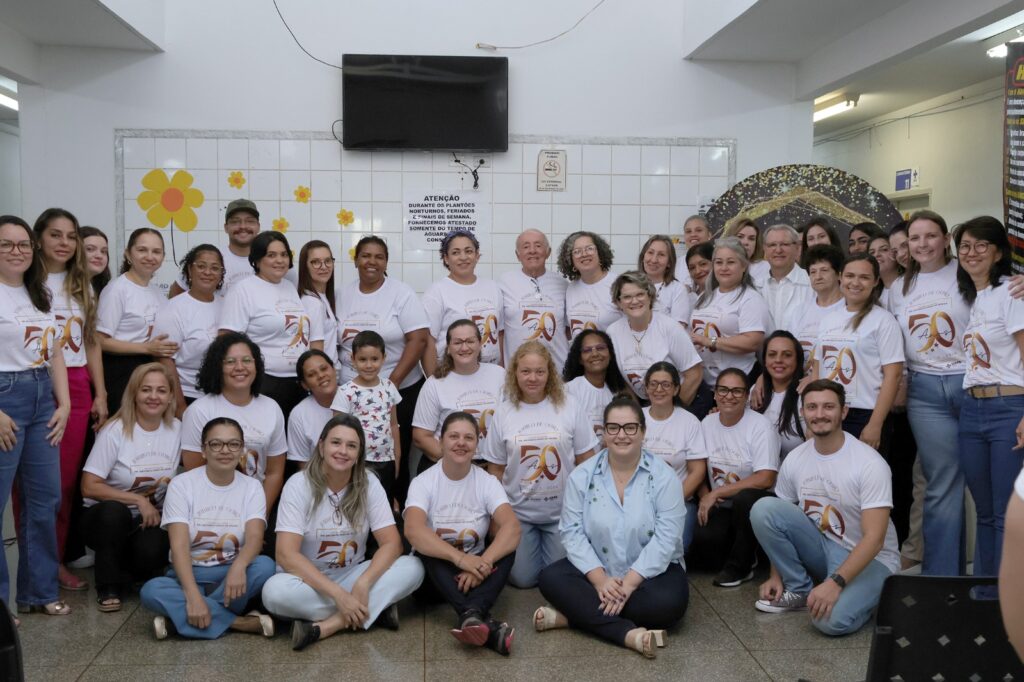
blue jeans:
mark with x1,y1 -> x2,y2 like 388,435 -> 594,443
958,393 -> 1024,577
0,369 -> 60,607
751,497 -> 892,636
509,520 -> 565,588
140,556 -> 276,639
906,371 -> 965,576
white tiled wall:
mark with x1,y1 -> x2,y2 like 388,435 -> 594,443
117,131 -> 735,293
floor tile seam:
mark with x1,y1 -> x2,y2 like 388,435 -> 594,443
79,600 -> 143,674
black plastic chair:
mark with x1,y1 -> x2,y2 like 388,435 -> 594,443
0,600 -> 23,682
865,575 -> 1023,681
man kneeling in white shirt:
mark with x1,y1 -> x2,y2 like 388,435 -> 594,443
750,379 -> 900,636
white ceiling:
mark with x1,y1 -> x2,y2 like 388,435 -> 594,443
812,12 -> 1023,136
0,0 -> 160,50
687,0 -> 916,63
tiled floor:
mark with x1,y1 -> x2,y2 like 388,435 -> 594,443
13,567 -> 871,682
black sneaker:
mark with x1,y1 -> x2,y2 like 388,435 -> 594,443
485,620 -> 515,656
712,565 -> 755,587
291,620 -> 321,651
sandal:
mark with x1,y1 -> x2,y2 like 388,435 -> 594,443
533,605 -> 568,632
59,567 -> 89,592
96,592 -> 122,613
626,628 -> 662,659
17,601 -> 72,616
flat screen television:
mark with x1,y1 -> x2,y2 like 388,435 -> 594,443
342,54 -> 508,152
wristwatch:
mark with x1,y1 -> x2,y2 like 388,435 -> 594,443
829,572 -> 847,589
710,336 -> 718,352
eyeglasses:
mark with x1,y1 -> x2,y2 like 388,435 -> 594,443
571,244 -> 597,257
449,338 -> 478,348
714,386 -> 748,398
0,240 -> 33,255
309,258 -> 335,269
192,263 -> 224,274
957,241 -> 991,256
619,292 -> 648,303
204,439 -> 244,453
765,241 -> 795,250
224,356 -> 255,366
581,343 -> 608,354
604,422 -> 641,435
646,380 -> 675,391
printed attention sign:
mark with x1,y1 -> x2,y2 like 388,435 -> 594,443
404,190 -> 490,251
536,149 -> 567,191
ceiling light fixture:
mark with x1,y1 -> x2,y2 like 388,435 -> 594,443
0,92 -> 17,112
983,25 -> 1024,58
813,94 -> 859,123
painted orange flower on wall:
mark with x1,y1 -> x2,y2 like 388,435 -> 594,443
137,169 -> 205,232
272,217 -> 289,233
294,185 -> 311,203
337,209 -> 354,227
227,171 -> 246,189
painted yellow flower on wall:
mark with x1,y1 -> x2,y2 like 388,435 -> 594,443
137,169 -> 205,232
337,209 -> 354,227
294,185 -> 311,203
348,247 -> 356,261
227,171 -> 246,189
272,217 -> 289,233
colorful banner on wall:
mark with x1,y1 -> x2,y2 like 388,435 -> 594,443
1004,42 -> 1024,273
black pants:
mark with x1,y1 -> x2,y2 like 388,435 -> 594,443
887,410 -> 916,543
261,374 -> 306,424
842,408 -> 894,459
395,378 -> 424,507
366,460 -> 397,504
538,558 -> 689,645
82,500 -> 168,594
688,488 -> 772,573
686,382 -> 715,421
419,552 -> 514,624
101,352 -> 153,417
262,500 -> 279,560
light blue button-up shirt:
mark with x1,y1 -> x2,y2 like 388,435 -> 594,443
559,448 -> 685,579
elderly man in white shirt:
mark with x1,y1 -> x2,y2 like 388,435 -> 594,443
754,224 -> 810,332
498,229 -> 570,369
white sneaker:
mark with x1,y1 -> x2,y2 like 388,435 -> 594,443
68,549 -> 95,569
755,591 -> 808,613
152,616 -> 169,640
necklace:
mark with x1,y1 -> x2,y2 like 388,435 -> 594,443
630,327 -> 648,352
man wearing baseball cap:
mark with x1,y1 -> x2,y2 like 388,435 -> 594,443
169,199 -> 295,297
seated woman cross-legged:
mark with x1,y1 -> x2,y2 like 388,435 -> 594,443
690,368 -> 780,588
261,414 -> 424,651
140,417 -> 276,640
81,363 -> 182,613
405,412 -> 521,655
535,396 -> 689,659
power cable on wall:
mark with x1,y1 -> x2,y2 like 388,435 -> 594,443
814,90 -> 1003,146
475,0 -> 608,51
273,0 -> 343,70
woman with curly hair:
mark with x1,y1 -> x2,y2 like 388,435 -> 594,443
179,332 -> 287,555
558,231 -> 622,340
483,341 -> 597,587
